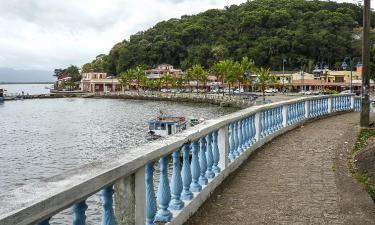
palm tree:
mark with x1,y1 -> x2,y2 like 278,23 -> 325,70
119,70 -> 133,91
162,72 -> 172,91
254,67 -> 275,101
212,60 -> 235,95
240,57 -> 254,92
132,65 -> 147,94
187,64 -> 207,94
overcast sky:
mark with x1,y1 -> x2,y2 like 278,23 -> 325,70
0,0 -> 366,71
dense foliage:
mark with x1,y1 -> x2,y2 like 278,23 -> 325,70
83,0 -> 373,75
54,65 -> 81,82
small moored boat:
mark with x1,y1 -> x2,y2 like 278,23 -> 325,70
147,116 -> 187,140
188,116 -> 204,126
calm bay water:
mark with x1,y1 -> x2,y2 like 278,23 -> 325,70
0,83 -> 52,95
0,96 -> 235,224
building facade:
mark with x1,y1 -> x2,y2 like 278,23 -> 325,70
145,64 -> 183,79
80,72 -> 122,92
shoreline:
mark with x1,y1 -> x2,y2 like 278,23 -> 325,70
2,92 -> 256,109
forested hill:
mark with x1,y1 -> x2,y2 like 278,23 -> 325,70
83,0 -> 371,75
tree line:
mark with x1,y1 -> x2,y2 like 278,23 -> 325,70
119,57 -> 275,100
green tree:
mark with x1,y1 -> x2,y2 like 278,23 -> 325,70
65,65 -> 81,82
254,67 -> 275,101
187,64 -> 208,93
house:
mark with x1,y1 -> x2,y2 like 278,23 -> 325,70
54,71 -> 72,90
270,71 -> 298,85
145,64 -> 183,79
80,72 -> 122,92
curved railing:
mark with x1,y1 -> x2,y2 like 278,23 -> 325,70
0,94 -> 359,225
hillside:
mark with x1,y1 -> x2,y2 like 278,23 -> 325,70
83,0 -> 370,75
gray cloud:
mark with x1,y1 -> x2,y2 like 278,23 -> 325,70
0,0 -> 358,71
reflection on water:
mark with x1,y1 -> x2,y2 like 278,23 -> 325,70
0,98 -> 236,224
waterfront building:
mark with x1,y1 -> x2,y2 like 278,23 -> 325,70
290,67 -> 374,93
80,72 -> 123,92
55,71 -> 72,87
270,71 -> 298,85
145,64 -> 183,79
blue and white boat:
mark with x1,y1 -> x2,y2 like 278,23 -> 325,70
148,116 -> 187,140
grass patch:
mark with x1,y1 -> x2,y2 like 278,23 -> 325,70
348,129 -> 375,201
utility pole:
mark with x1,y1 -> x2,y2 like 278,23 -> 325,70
361,0 -> 371,127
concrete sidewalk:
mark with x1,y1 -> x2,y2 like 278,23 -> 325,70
184,113 -> 375,225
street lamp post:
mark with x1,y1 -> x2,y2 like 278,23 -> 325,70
361,0 -> 371,127
282,58 -> 287,93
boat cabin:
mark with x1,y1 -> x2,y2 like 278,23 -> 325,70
148,116 -> 187,138
0,89 -> 4,102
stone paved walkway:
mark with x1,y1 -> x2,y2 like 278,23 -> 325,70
185,113 -> 375,225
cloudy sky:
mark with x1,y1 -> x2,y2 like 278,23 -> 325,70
0,0 -> 365,71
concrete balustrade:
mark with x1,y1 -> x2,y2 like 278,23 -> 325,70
0,94 -> 360,225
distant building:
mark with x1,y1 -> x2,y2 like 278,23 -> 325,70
270,71 -> 299,85
54,71 -> 72,89
80,72 -> 122,92
145,64 -> 183,79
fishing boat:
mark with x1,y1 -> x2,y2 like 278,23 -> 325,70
147,115 -> 187,140
0,89 -> 3,103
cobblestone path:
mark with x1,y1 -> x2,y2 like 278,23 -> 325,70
185,113 -> 375,225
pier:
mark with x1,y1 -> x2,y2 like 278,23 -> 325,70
0,94 -> 367,225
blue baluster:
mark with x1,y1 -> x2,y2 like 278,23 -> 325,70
248,117 -> 253,144
314,100 -> 317,116
100,186 -> 116,225
267,110 -> 272,134
245,118 -> 251,146
36,219 -> 51,225
265,110 -> 270,135
232,123 -> 239,156
261,111 -> 265,137
169,150 -> 184,210
290,104 -> 294,124
276,107 -> 281,129
198,137 -> 208,186
270,109 -> 275,132
73,201 -> 88,225
303,102 -> 306,118
287,105 -> 291,124
333,97 -> 338,112
181,144 -> 193,201
251,115 -> 256,144
280,106 -> 284,127
228,124 -> 235,161
205,134 -> 215,179
155,156 -> 172,222
237,121 -> 243,154
317,100 -> 321,115
146,163 -> 157,225
190,141 -> 202,192
212,131 -> 221,173
242,119 -> 248,148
